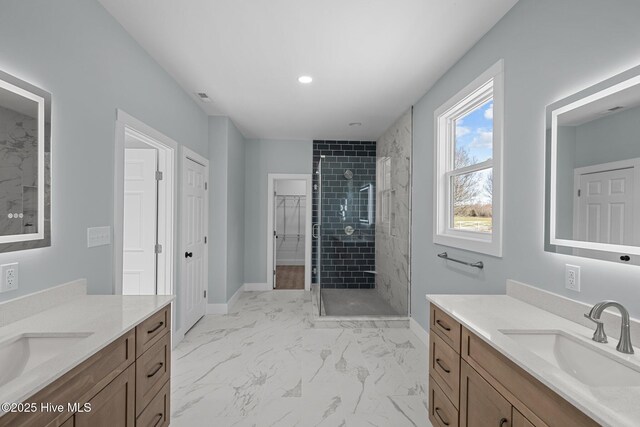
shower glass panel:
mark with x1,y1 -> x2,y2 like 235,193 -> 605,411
318,154 -> 396,316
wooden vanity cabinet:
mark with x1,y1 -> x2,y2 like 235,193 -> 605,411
428,304 -> 598,427
0,304 -> 171,427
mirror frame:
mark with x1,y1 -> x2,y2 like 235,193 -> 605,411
0,69 -> 51,252
546,64 -> 640,259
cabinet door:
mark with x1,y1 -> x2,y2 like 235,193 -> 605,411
460,360 -> 512,427
512,409 -> 535,427
75,364 -> 136,427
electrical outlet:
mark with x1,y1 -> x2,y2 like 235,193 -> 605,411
0,263 -> 19,293
565,264 -> 581,292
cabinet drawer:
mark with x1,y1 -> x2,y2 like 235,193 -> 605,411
429,376 -> 459,427
137,380 -> 170,427
461,328 -> 598,427
460,360 -> 511,427
136,305 -> 171,357
431,304 -> 461,353
430,331 -> 460,407
136,331 -> 171,416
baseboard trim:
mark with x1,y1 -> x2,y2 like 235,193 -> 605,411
227,284 -> 244,311
276,260 -> 305,266
244,282 -> 271,291
207,303 -> 228,314
409,317 -> 429,346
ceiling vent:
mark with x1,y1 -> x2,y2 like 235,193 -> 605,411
196,92 -> 212,103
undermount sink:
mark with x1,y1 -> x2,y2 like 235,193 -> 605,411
0,333 -> 93,387
500,330 -> 640,387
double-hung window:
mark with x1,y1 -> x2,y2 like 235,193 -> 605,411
434,60 -> 504,256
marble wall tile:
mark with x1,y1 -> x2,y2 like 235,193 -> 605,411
375,110 -> 412,316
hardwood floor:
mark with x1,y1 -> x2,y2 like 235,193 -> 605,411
275,266 -> 304,289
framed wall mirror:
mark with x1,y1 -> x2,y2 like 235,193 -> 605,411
546,65 -> 640,264
0,69 -> 51,252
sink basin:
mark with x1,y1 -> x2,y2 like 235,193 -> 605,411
501,330 -> 640,387
0,333 -> 92,387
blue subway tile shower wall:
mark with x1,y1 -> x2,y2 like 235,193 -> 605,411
312,140 -> 376,289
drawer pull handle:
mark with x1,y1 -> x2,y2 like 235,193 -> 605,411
434,407 -> 450,426
147,362 -> 164,378
435,358 -> 451,374
499,418 -> 509,427
147,321 -> 164,334
436,319 -> 451,331
151,413 -> 163,427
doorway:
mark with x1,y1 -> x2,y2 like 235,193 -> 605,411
114,110 -> 176,298
267,174 -> 312,290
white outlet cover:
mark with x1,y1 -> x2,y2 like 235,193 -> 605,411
565,264 -> 581,292
0,263 -> 19,293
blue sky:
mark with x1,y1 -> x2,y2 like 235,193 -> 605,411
455,100 -> 493,165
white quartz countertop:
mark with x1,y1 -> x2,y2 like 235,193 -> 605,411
427,294 -> 640,427
0,295 -> 173,409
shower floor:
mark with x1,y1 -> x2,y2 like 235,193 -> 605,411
321,289 -> 400,316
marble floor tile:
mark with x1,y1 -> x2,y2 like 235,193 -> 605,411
172,290 -> 431,427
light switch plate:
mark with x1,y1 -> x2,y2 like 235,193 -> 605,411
87,226 -> 111,248
0,263 -> 19,293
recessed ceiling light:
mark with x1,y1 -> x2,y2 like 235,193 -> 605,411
298,75 -> 313,84
349,122 -> 362,127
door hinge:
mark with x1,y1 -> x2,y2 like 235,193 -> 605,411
155,171 -> 163,181
154,244 -> 163,254
273,230 -> 276,236
204,290 -> 207,298
273,269 -> 276,276
578,189 -> 582,197
205,182 -> 208,190
204,236 -> 207,244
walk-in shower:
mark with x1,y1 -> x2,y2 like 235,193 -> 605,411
312,116 -> 412,318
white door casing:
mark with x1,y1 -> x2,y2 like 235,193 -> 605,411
123,148 -> 158,295
266,174 -> 312,291
273,190 -> 278,289
181,147 -> 208,332
576,167 -> 634,245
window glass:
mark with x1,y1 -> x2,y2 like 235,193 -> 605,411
454,100 -> 493,168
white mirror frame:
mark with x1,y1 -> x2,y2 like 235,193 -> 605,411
548,65 -> 640,256
0,73 -> 47,246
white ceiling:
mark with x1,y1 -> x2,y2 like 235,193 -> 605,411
99,0 -> 519,140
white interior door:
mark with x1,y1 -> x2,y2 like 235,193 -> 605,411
577,167 -> 634,244
123,148 -> 158,295
182,154 -> 207,332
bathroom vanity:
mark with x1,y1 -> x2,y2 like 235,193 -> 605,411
427,294 -> 640,427
0,295 -> 173,427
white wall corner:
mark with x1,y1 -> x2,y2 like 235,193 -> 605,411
244,283 -> 271,291
409,317 -> 429,347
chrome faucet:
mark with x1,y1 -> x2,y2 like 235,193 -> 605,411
584,301 -> 634,354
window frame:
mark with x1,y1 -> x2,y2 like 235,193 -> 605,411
433,60 -> 504,257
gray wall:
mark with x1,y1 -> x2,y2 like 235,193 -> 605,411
208,116 -> 246,303
0,0 -> 208,310
574,105 -> 640,168
226,120 -> 246,299
411,0 -> 640,330
244,139 -> 312,283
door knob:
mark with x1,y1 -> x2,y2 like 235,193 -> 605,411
185,252 -> 193,258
